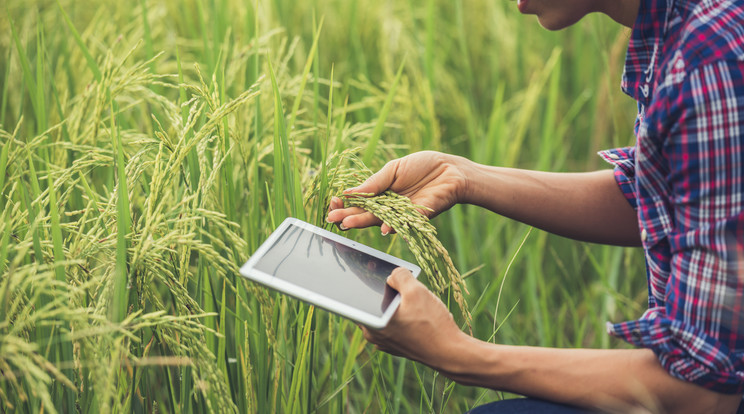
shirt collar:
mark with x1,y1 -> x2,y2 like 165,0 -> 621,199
621,0 -> 675,104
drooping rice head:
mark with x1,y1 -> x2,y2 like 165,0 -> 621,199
305,149 -> 472,327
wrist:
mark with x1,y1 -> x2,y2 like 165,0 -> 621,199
446,154 -> 477,205
434,332 -> 503,387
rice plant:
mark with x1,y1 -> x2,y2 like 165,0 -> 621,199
0,0 -> 647,412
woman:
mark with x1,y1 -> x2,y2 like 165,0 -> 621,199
327,0 -> 744,412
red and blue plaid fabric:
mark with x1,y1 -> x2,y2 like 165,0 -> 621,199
599,0 -> 744,394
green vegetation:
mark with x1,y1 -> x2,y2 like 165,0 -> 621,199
0,0 -> 646,412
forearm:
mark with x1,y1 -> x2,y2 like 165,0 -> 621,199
459,159 -> 641,246
439,334 -> 741,413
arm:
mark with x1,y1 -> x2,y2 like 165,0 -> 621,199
449,342 -> 741,413
461,161 -> 640,246
363,269 -> 743,413
327,151 -> 640,246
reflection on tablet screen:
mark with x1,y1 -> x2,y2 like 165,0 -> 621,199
252,225 -> 399,316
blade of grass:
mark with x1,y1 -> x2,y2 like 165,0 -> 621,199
0,47 -> 11,124
110,98 -> 130,323
0,130 -> 10,196
454,0 -> 477,142
503,48 -> 561,166
270,76 -> 284,223
348,1 -> 368,85
287,17 -> 324,133
247,0 -> 262,252
424,0 -> 435,86
0,206 -> 10,274
218,277 -> 229,389
216,32 -> 237,227
9,15 -> 40,126
340,328 -> 364,409
49,172 -> 76,413
412,363 -> 435,413
361,59 -> 405,166
537,53 -> 561,170
268,58 -> 299,221
176,48 -> 201,195
23,149 -> 43,266
288,306 -> 314,414
35,17 -> 48,133
333,95 -> 349,154
305,309 -> 316,414
393,358 -> 407,413
311,11 -> 321,158
195,0 -> 214,72
315,65 -> 333,224
139,0 -> 155,74
56,0 -> 102,82
471,227 -> 532,319
202,267 -> 216,359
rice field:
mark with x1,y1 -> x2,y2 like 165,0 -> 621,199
0,0 -> 647,412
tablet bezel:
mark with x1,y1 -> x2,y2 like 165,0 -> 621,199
239,217 -> 421,328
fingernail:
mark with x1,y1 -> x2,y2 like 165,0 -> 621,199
381,228 -> 389,236
339,223 -> 348,230
326,216 -> 333,223
344,187 -> 359,194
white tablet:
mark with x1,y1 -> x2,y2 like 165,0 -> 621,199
239,217 -> 421,328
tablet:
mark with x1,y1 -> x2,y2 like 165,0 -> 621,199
239,217 -> 421,328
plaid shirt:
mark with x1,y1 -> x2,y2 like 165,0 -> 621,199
599,0 -> 744,394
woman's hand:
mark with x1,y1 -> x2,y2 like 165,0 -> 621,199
359,268 -> 468,373
326,151 -> 471,235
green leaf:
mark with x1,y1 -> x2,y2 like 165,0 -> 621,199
0,130 -> 10,196
362,59 -> 405,166
287,17 -> 324,133
9,16 -> 40,121
56,0 -> 102,82
0,206 -> 10,274
110,99 -> 130,323
268,58 -> 295,221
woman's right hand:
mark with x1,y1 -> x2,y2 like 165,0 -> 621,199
326,151 -> 471,235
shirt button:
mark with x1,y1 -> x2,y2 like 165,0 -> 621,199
632,328 -> 642,340
641,228 -> 648,242
609,153 -> 620,160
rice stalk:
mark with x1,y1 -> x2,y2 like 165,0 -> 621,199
307,149 -> 472,326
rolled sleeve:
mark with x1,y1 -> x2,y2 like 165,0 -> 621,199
609,61 -> 744,394
608,314 -> 744,393
598,146 -> 638,210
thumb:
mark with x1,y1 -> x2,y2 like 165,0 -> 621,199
386,267 -> 416,292
345,160 -> 398,196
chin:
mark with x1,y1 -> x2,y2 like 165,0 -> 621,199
537,14 -> 583,31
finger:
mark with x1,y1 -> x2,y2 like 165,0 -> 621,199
386,267 -> 416,293
359,325 -> 373,342
328,196 -> 344,212
339,211 -> 383,230
326,206 -> 367,224
381,223 -> 396,236
344,160 -> 398,196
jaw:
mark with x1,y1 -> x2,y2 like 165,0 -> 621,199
517,0 -> 637,31
536,13 -> 586,31
516,0 -> 595,30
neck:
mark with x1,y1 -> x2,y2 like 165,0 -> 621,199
601,0 -> 641,28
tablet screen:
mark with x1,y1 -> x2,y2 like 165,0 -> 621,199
252,223 -> 400,317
